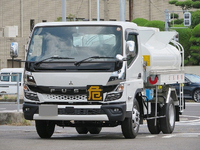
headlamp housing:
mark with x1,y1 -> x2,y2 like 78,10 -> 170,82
105,83 -> 124,101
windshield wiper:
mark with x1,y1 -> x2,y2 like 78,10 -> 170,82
74,56 -> 114,66
34,56 -> 74,66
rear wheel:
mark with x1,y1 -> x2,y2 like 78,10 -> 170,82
147,103 -> 161,134
147,118 -> 161,134
35,120 -> 55,138
75,127 -> 88,134
160,98 -> 176,134
87,127 -> 102,134
193,89 -> 200,103
121,100 -> 140,139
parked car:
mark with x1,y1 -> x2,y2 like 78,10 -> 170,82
171,74 -> 200,102
0,68 -> 24,99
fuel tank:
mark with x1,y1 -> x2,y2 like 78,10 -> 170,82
138,27 -> 182,73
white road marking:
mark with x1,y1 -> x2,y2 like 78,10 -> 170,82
162,135 -> 176,138
177,115 -> 200,125
146,135 -> 157,138
175,133 -> 200,138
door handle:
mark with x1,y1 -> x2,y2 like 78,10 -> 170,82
137,73 -> 141,79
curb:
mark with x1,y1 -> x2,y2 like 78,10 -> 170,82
0,111 -> 25,125
0,99 -> 24,104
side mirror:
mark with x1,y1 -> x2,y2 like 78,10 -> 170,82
10,42 -> 18,58
116,54 -> 127,62
185,81 -> 190,86
126,41 -> 135,57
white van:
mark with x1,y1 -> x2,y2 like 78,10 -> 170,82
0,68 -> 24,99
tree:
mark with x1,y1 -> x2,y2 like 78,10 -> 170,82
174,27 -> 192,65
191,10 -> 200,28
169,0 -> 200,10
188,23 -> 200,65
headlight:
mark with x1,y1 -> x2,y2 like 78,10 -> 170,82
24,83 -> 39,101
105,84 -> 124,101
24,71 -> 36,85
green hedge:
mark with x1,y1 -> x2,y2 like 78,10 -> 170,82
144,20 -> 165,31
132,18 -> 148,26
171,19 -> 183,25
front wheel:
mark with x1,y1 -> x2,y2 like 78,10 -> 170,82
160,98 -> 176,134
193,89 -> 200,103
35,120 -> 55,138
121,100 -> 140,139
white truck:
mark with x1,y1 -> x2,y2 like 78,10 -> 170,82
12,21 -> 185,139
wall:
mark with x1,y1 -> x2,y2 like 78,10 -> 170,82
185,66 -> 200,76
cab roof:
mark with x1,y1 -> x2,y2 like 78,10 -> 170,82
34,21 -> 138,29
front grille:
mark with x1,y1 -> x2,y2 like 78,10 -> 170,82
46,94 -> 87,101
58,108 -> 105,115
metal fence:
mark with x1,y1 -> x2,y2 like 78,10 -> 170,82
0,74 -> 20,112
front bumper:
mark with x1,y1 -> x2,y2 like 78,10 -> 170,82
23,102 -> 127,122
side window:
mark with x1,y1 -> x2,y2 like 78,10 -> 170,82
0,73 -> 10,82
126,34 -> 138,66
11,73 -> 22,82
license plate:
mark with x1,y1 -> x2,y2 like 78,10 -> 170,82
39,105 -> 58,116
87,85 -> 103,101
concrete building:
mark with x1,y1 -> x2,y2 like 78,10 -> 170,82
0,0 -> 183,69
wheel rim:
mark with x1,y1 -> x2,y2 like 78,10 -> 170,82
194,90 -> 200,102
132,106 -> 140,131
168,104 -> 175,126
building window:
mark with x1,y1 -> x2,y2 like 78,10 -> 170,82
30,19 -> 35,31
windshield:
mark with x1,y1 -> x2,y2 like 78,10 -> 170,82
27,25 -> 122,63
185,74 -> 200,83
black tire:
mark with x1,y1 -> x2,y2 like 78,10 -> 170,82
160,98 -> 176,134
147,118 -> 161,134
87,127 -> 102,134
75,127 -> 88,134
121,100 -> 140,139
193,89 -> 200,103
147,103 -> 161,134
35,120 -> 55,138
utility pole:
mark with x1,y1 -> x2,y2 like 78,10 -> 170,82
97,0 -> 100,21
129,0 -> 133,22
62,0 -> 66,21
120,0 -> 126,21
165,9 -> 170,31
149,0 -> 151,21
104,0 -> 109,21
89,0 -> 92,21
